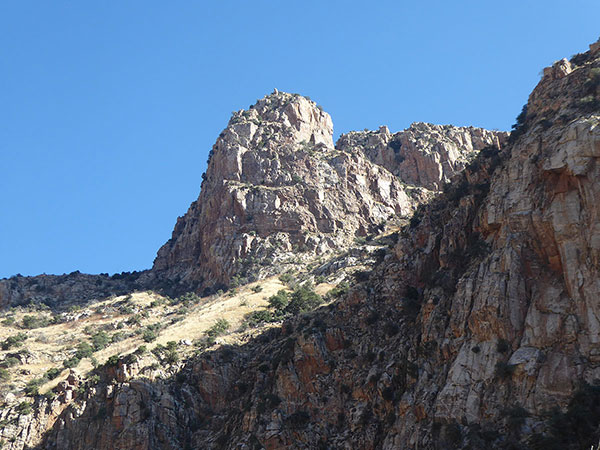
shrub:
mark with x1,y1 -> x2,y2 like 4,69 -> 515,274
142,328 -> 158,343
508,104 -> 528,143
0,368 -> 10,381
21,314 -> 50,329
1,316 -> 15,326
578,95 -> 600,113
383,321 -> 400,336
1,332 -> 27,350
134,345 -> 147,356
75,342 -> 94,359
409,208 -> 424,229
204,319 -> 230,338
279,273 -> 293,284
542,382 -> 600,449
164,348 -> 180,365
106,355 -> 120,366
267,290 -> 289,310
0,356 -> 20,368
502,405 -> 529,431
285,285 -> 322,315
251,285 -> 263,293
63,356 -> 81,369
245,310 -> 274,327
382,386 -> 395,401
111,332 -> 126,343
91,331 -> 110,351
285,410 -> 310,429
173,292 -> 201,306
570,52 -> 587,67
16,401 -> 32,415
327,281 -> 349,299
45,367 -> 62,380
25,377 -> 47,396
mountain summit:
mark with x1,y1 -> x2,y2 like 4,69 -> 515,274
152,90 -> 504,293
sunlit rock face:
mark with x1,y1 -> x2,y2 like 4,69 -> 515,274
151,91 -> 504,292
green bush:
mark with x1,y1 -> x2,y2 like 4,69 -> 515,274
1,316 -> 15,326
508,104 -> 528,144
142,328 -> 158,343
1,332 -> 27,350
531,382 -> 600,449
279,273 -> 293,284
45,367 -> 62,380
25,377 -> 47,396
111,332 -> 126,343
0,368 -> 10,381
75,342 -> 94,359
16,401 -> 32,415
285,285 -> 323,315
267,290 -> 289,310
21,314 -> 50,329
0,356 -> 20,368
245,310 -> 274,327
91,331 -> 110,351
327,281 -> 349,299
172,292 -> 202,306
106,354 -> 120,366
63,356 -> 81,369
134,345 -> 147,356
204,319 -> 230,338
164,349 -> 179,365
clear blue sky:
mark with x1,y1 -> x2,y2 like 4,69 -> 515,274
1,1 -> 598,278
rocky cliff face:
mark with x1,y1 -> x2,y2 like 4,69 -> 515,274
3,39 -> 599,450
151,92 -> 504,293
23,39 -> 600,450
337,122 -> 506,190
0,271 -> 145,310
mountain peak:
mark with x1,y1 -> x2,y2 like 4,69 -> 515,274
226,91 -> 334,148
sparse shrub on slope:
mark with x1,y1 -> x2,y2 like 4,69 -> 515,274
285,284 -> 323,315
1,333 -> 27,350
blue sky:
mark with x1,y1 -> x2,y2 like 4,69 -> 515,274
1,1 -> 599,278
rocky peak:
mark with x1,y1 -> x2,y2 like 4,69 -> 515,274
151,92 -> 504,293
228,90 -> 334,148
151,92 -> 417,292
336,122 -> 507,190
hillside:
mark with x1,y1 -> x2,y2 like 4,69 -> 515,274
0,38 -> 599,450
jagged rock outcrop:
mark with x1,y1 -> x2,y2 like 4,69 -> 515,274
27,39 -> 600,450
151,92 -> 505,293
336,123 -> 506,190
